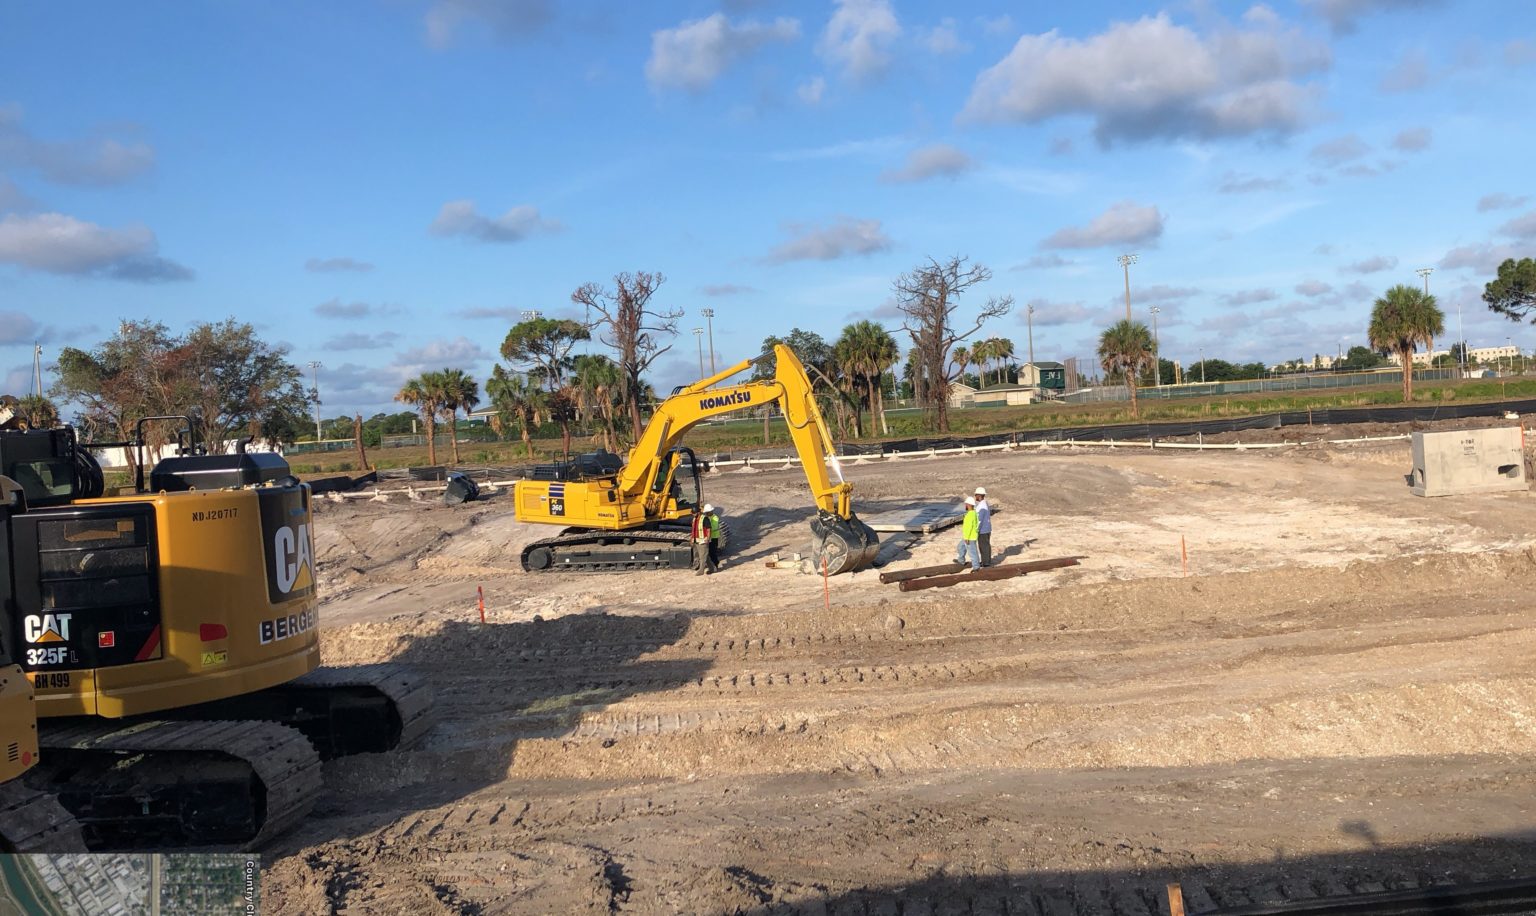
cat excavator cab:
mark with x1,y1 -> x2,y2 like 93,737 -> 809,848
515,344 -> 880,574
0,418 -> 432,850
0,476 -> 85,852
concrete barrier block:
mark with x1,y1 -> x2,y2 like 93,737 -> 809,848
1410,427 -> 1526,496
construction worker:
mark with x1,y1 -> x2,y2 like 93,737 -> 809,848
704,503 -> 724,569
955,496 -> 981,572
973,486 -> 992,567
691,508 -> 715,576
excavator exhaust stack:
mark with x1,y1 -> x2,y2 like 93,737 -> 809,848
810,512 -> 881,575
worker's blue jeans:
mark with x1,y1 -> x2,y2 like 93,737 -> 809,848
955,539 -> 981,571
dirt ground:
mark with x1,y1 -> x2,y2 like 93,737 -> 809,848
264,422 -> 1536,914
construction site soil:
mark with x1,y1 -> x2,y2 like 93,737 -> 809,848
265,421 -> 1536,914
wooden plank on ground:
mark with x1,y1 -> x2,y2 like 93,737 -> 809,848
897,556 -> 1082,592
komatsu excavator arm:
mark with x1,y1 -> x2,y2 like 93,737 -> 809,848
616,344 -> 879,572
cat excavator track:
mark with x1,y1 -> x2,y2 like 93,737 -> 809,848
520,521 -> 733,572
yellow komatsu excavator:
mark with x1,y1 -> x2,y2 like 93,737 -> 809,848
0,417 -> 432,850
515,343 -> 880,575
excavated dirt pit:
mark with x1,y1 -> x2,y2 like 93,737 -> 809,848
265,430 -> 1536,914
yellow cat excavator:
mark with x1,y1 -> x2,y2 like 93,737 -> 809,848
0,477 -> 85,852
0,418 -> 432,850
515,344 -> 880,574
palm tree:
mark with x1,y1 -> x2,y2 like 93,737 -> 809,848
15,395 -> 58,429
989,337 -> 1015,385
836,321 -> 899,436
573,354 -> 622,452
396,373 -> 443,465
1097,320 -> 1155,419
1368,285 -> 1445,402
486,365 -> 546,459
435,368 -> 480,465
952,345 -> 971,388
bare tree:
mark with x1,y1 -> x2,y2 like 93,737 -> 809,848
571,271 -> 683,438
893,256 -> 1013,432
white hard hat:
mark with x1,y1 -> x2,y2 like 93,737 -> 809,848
964,496 -> 975,506
703,503 -> 714,513
974,487 -> 986,496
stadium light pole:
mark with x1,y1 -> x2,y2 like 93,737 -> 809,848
1507,336 -> 1513,374
1026,302 -> 1036,367
1417,266 -> 1433,296
1199,347 -> 1205,383
1457,300 -> 1466,375
520,309 -> 542,321
700,308 -> 717,375
1149,306 -> 1161,387
694,328 -> 705,378
1117,253 -> 1139,322
308,361 -> 323,441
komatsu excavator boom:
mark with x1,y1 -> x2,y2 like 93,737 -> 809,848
515,344 -> 880,574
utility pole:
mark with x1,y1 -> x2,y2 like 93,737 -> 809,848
1417,267 -> 1436,369
1117,253 -> 1138,322
1149,306 -> 1161,387
700,308 -> 717,375
693,328 -> 705,378
1026,303 -> 1036,367
1199,347 -> 1205,384
308,361 -> 323,441
1457,300 -> 1465,375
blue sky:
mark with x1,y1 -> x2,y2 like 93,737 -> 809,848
2,0 -> 1533,415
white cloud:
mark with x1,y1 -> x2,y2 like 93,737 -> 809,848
323,331 -> 400,350
818,0 -> 901,82
1391,126 -> 1432,152
1221,288 -> 1279,305
797,76 -> 827,105
1500,209 -> 1536,240
879,144 -> 974,183
305,256 -> 374,273
765,216 -> 892,263
1296,279 -> 1333,296
1310,133 -> 1371,165
1304,0 -> 1445,35
1218,170 -> 1290,192
314,299 -> 371,318
701,284 -> 754,296
1041,201 -> 1164,249
429,200 -> 561,243
960,13 -> 1329,144
1439,243 -> 1525,272
424,0 -> 551,49
1477,192 -> 1529,212
0,106 -> 154,187
769,136 -> 903,162
1026,298 -> 1097,327
645,13 -> 800,92
393,337 -> 490,376
922,18 -> 968,55
0,175 -> 36,212
1341,254 -> 1399,273
1379,48 -> 1430,92
1013,254 -> 1072,270
0,311 -> 40,345
1123,284 -> 1201,305
0,212 -> 191,282
978,15 -> 1014,38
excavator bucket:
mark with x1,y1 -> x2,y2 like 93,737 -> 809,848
810,512 -> 881,575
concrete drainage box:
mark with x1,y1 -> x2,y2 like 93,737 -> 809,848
1410,427 -> 1526,497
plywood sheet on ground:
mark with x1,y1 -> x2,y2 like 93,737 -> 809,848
863,503 -> 999,533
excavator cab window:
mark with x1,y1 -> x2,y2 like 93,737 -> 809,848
9,459 -> 74,504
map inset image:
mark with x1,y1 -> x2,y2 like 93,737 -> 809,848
0,853 -> 257,915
